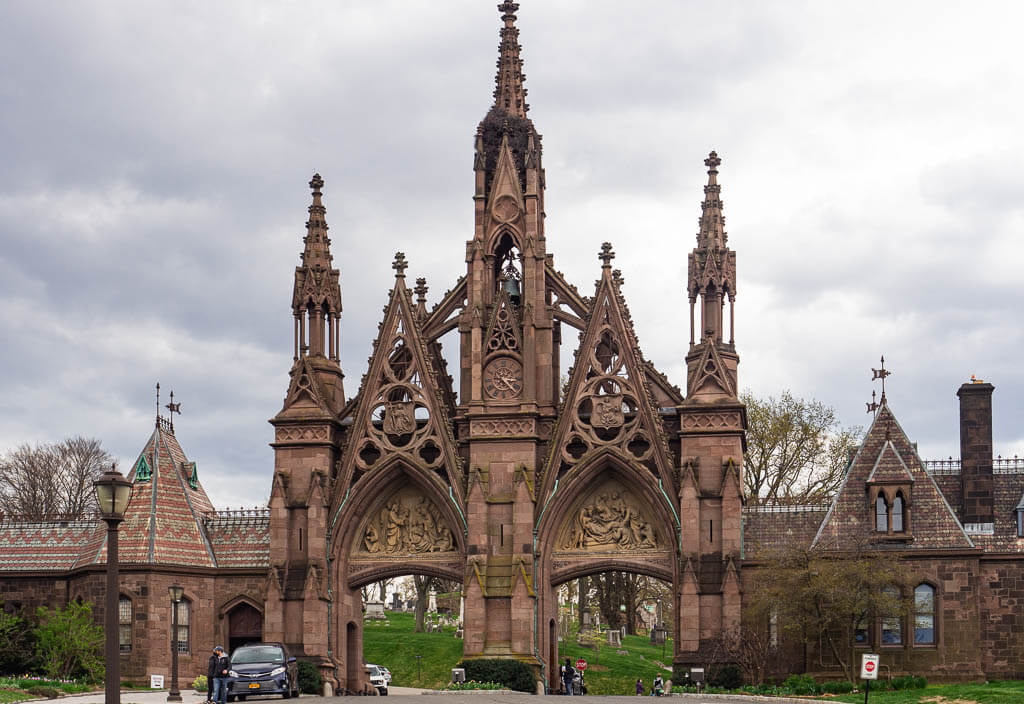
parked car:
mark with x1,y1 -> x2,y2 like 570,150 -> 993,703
365,664 -> 389,696
227,642 -> 299,700
379,666 -> 392,683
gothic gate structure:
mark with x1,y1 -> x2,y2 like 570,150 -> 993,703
264,3 -> 745,692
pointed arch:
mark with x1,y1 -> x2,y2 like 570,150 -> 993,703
330,455 -> 466,562
536,447 -> 679,578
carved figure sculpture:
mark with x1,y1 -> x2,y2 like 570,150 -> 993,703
361,492 -> 455,555
564,490 -> 657,550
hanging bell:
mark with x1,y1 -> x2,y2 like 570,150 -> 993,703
502,275 -> 521,298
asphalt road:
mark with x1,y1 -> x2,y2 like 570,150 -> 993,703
61,690 -> 815,704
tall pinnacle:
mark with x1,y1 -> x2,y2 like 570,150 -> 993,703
492,1 -> 528,117
698,151 -> 726,251
302,173 -> 333,271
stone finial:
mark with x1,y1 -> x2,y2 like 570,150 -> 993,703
309,172 -> 324,195
704,151 -> 721,173
392,252 -> 408,278
414,277 -> 428,303
599,242 -> 615,268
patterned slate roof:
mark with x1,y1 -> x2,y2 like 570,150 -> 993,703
742,505 -> 828,559
0,423 -> 271,573
86,425 -> 218,567
812,404 -> 974,552
969,472 -> 1024,551
205,510 -> 271,567
0,519 -> 98,571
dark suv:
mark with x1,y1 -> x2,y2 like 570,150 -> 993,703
227,642 -> 299,700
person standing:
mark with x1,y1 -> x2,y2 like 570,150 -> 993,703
211,645 -> 230,704
636,678 -> 644,695
561,658 -> 575,696
205,648 -> 217,703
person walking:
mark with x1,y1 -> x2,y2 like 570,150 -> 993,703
561,658 -> 575,695
652,674 -> 664,696
636,678 -> 644,695
210,645 -> 231,704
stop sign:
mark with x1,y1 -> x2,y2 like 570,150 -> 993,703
576,658 -> 587,671
865,661 -> 875,673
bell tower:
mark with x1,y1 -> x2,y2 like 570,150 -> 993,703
676,152 -> 746,664
458,0 -> 553,665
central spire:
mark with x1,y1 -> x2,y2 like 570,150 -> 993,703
492,1 -> 528,118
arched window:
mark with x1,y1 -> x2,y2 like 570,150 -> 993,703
174,598 -> 191,654
914,583 -> 936,645
892,493 -> 905,532
881,586 -> 902,644
875,495 -> 888,532
118,596 -> 132,654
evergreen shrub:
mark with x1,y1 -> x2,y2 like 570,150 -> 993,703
456,659 -> 534,693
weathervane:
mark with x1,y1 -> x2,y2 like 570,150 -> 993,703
166,391 -> 182,432
865,389 -> 879,416
866,355 -> 891,418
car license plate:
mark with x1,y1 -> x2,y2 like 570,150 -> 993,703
248,683 -> 260,689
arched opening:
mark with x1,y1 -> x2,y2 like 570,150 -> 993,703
355,571 -> 464,692
492,232 -> 522,305
345,622 -> 360,689
550,571 -> 674,695
227,602 -> 263,653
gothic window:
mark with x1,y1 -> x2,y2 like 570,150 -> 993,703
174,598 -> 191,654
913,583 -> 936,645
769,607 -> 778,648
1018,509 -> 1023,538
854,614 -> 869,646
875,495 -> 888,532
118,595 -> 132,654
892,493 -> 905,532
881,587 -> 902,645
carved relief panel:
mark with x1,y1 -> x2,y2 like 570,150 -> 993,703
557,480 -> 662,552
355,488 -> 456,556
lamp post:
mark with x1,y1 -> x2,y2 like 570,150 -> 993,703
94,465 -> 133,704
168,586 -> 184,702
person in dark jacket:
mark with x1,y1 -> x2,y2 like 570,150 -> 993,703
206,649 -> 218,703
210,645 -> 230,704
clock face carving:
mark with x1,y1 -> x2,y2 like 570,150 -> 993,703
484,357 -> 523,400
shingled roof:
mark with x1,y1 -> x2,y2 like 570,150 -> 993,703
812,404 -> 974,552
0,518 -> 99,571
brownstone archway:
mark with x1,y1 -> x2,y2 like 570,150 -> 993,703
226,602 -> 263,653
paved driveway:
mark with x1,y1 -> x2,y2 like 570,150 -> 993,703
62,689 -> 815,704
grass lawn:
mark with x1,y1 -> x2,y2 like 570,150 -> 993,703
362,611 -> 465,689
822,680 -> 1024,704
558,632 -> 674,695
363,610 -> 673,694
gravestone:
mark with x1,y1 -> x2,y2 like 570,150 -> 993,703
365,601 -> 386,619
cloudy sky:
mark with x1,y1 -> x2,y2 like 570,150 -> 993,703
2,1 -> 1022,509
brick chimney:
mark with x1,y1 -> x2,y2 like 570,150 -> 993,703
957,379 -> 994,525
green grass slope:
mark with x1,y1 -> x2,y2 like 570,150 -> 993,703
362,611 -> 671,694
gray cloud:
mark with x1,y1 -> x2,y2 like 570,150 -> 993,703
1,0 -> 1022,509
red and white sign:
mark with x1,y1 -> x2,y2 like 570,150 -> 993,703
575,658 -> 587,671
860,653 -> 879,680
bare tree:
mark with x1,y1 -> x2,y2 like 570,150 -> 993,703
744,542 -> 910,684
741,390 -> 861,505
0,437 -> 112,520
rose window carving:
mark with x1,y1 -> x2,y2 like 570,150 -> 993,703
559,328 -> 654,466
353,337 -> 443,472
